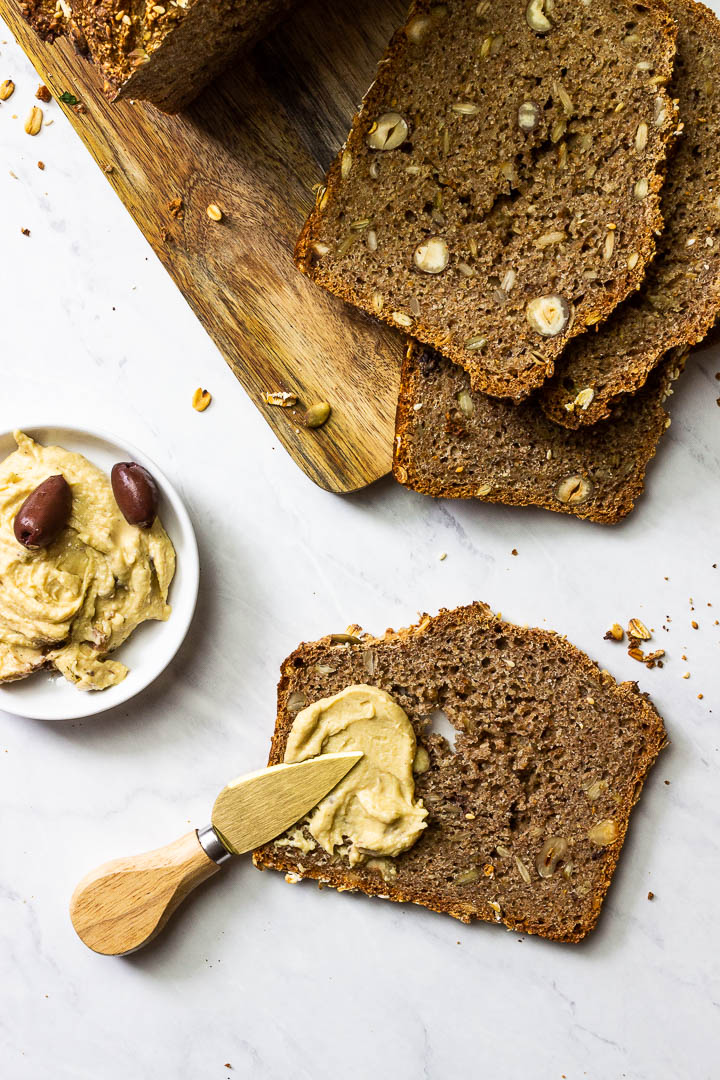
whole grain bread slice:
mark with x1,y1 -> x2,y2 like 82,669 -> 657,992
295,0 -> 678,401
253,603 -> 666,942
23,0 -> 295,112
541,0 -> 720,428
392,343 -> 686,523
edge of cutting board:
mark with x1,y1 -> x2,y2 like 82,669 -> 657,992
0,0 -> 406,492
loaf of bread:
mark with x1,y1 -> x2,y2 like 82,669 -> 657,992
392,343 -> 686,523
253,603 -> 666,942
541,0 -> 720,428
295,0 -> 678,400
23,0 -> 294,112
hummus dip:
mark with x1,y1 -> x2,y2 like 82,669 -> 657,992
283,685 -> 427,865
0,431 -> 176,690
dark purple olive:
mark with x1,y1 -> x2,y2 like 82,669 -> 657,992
14,474 -> 72,549
111,462 -> 159,529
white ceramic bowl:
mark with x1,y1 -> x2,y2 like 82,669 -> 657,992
0,425 -> 199,721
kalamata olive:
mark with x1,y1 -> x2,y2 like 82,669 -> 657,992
111,462 -> 159,528
14,474 -> 72,549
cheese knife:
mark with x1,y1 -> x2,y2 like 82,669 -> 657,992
69,752 -> 362,956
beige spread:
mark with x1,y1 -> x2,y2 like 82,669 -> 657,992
283,684 -> 427,865
0,431 -> 175,690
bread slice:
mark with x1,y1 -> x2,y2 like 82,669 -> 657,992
392,343 -> 685,524
23,0 -> 294,112
253,603 -> 666,942
541,0 -> 720,428
295,0 -> 678,401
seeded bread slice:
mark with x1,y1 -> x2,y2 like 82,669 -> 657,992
295,0 -> 678,401
253,603 -> 666,942
541,0 -> 720,428
23,0 -> 295,112
392,343 -> 686,524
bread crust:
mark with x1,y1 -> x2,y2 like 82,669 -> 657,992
295,0 -> 678,401
392,343 -> 686,523
254,603 -> 667,942
541,0 -> 720,427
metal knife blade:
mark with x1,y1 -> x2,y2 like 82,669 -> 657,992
210,751 -> 362,855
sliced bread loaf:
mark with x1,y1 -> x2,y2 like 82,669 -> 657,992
393,343 -> 685,523
253,603 -> 666,942
295,0 -> 678,400
541,0 -> 720,428
23,0 -> 295,112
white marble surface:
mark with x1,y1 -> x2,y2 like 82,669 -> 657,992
1,18 -> 720,1080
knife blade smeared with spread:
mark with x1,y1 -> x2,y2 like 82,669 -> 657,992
70,752 -> 362,955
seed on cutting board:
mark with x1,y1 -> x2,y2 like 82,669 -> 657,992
111,463 -> 159,529
206,203 -> 223,221
13,475 -> 72,549
192,387 -> 212,411
24,106 -> 43,135
263,391 -> 298,407
0,79 -> 15,100
304,402 -> 331,428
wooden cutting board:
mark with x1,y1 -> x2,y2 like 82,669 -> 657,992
0,0 -> 407,492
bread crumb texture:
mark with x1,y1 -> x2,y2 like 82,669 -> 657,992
254,603 -> 666,942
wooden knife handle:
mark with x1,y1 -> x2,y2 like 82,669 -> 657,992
69,830 -> 222,956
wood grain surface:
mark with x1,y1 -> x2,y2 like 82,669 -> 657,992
0,0 -> 407,492
70,830 -> 220,955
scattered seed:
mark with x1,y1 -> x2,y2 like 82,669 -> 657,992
305,402 -> 331,429
604,623 -> 624,642
24,106 -> 43,135
628,618 -> 651,640
263,391 -> 297,407
0,79 -> 14,101
206,203 -> 223,222
36,83 -> 51,102
192,387 -> 211,412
